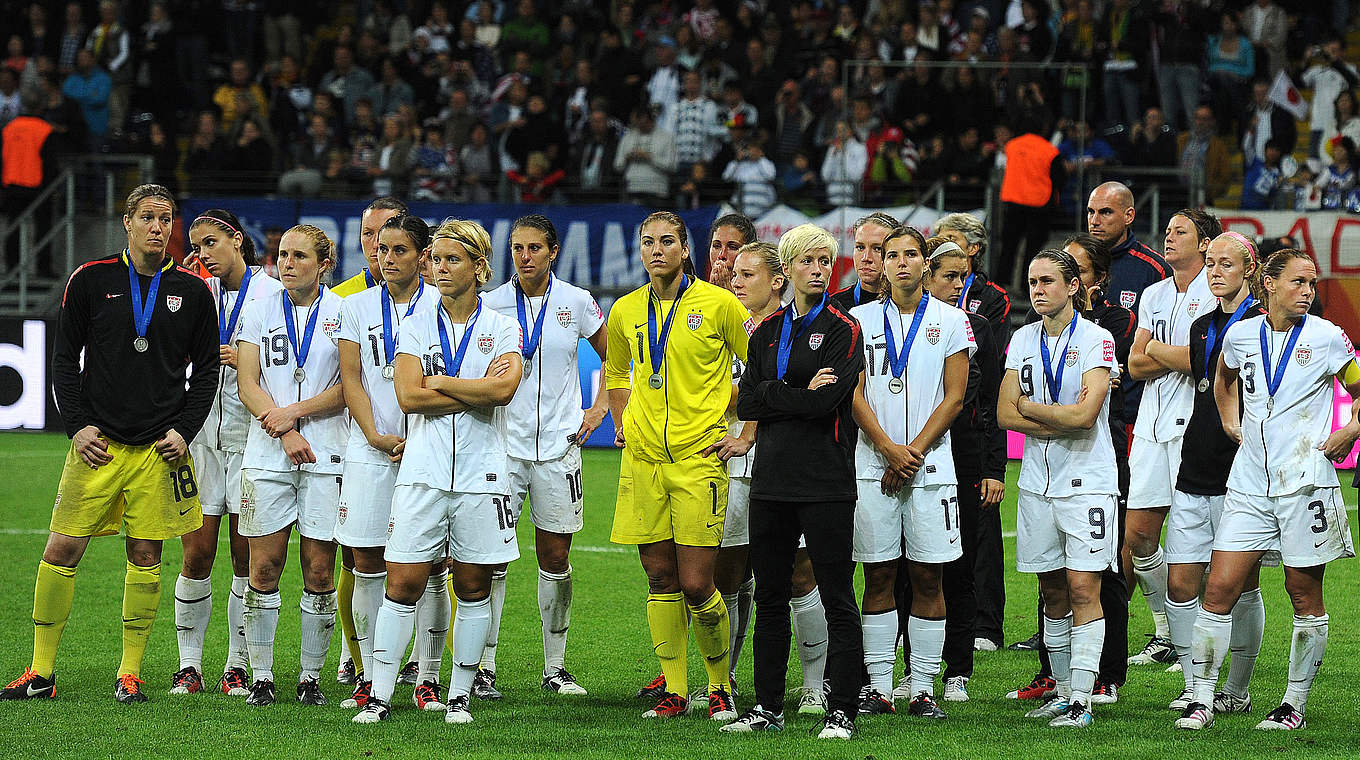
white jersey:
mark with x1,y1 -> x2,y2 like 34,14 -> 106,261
337,281 -> 439,466
850,296 -> 976,486
1133,269 -> 1215,441
394,299 -> 522,494
195,267 -> 284,452
727,314 -> 762,479
238,287 -> 347,474
1006,314 -> 1120,497
1220,314 -> 1355,497
483,276 -> 605,461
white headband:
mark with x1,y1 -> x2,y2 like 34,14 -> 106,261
929,241 -> 964,259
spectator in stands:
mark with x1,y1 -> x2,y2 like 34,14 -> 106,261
1241,77 -> 1298,166
320,44 -> 375,122
697,49 -> 738,101
1206,12 -> 1255,136
436,87 -> 477,149
488,78 -> 528,164
183,110 -> 225,197
363,0 -> 412,57
594,26 -> 643,121
1,92 -> 56,276
1153,0 -> 1210,131
1126,106 -> 1178,167
646,36 -> 682,135
944,125 -> 994,186
821,120 -> 867,207
570,108 -> 619,196
947,65 -> 996,133
719,80 -> 757,136
213,59 -> 268,134
845,95 -> 881,145
780,149 -> 820,206
23,4 -> 57,63
1241,138 -> 1288,210
1317,136 -> 1357,209
262,3 -> 303,64
769,79 -> 813,175
508,150 -> 565,203
500,0 -> 550,75
146,121 -> 178,196
1303,37 -> 1360,161
673,24 -> 702,71
800,55 -> 839,119
1055,0 -> 1099,119
1242,0 -> 1287,79
36,72 -> 84,154
367,58 -> 413,117
615,105 -> 676,206
883,19 -> 922,64
1177,105 -> 1232,203
0,69 -> 18,128
136,2 -> 176,129
505,91 -> 566,172
459,121 -> 498,202
1100,0 -> 1148,130
1323,90 -> 1360,163
61,49 -> 110,149
740,37 -> 780,117
411,126 -> 457,201
86,1 -> 129,136
57,2 -> 85,75
996,112 -> 1062,289
724,138 -> 777,216
865,125 -> 919,206
369,113 -> 413,196
267,54 -> 311,148
223,114 -> 274,194
278,112 -> 334,197
1013,0 -> 1054,61
473,1 -> 502,49
673,70 -> 723,176
1058,120 -> 1116,210
917,0 -> 950,56
894,56 -> 944,139
451,18 -> 497,87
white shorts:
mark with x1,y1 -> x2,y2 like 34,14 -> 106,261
1214,487 -> 1355,567
238,468 -> 340,541
1165,491 -> 1224,565
720,476 -> 750,547
386,483 -> 520,565
853,481 -> 961,564
1016,489 -> 1119,574
190,443 -> 242,517
334,460 -> 399,548
1127,435 -> 1184,509
506,448 -> 584,535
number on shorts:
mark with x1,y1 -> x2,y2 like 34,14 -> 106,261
710,481 -> 719,516
1088,507 -> 1105,540
368,333 -> 382,366
1307,499 -> 1328,534
493,495 -> 517,531
169,465 -> 198,502
941,495 -> 958,531
264,333 -> 290,367
1241,361 -> 1256,394
1019,364 -> 1034,397
565,469 -> 583,503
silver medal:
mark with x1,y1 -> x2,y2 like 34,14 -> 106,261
133,337 -> 148,353
648,373 -> 663,389
1198,378 -> 1209,393
888,376 -> 904,394
382,364 -> 395,380
523,357 -> 532,377
294,367 -> 306,383
1267,396 -> 1274,413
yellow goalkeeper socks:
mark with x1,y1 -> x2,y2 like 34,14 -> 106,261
117,562 -> 161,678
337,564 -> 362,675
647,591 -> 689,698
688,590 -> 731,693
31,561 -> 76,678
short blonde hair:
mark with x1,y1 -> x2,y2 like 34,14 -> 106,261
735,241 -> 787,295
432,218 -> 493,285
777,223 -> 837,271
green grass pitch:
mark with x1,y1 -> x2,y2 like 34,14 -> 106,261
1,432 -> 1359,759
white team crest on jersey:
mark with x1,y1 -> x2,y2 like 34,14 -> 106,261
743,317 -> 757,336
809,332 -> 824,349
1188,299 -> 1203,316
477,334 -> 494,354
1295,347 -> 1312,366
1119,290 -> 1136,308
969,299 -> 981,312
166,295 -> 182,312
926,326 -> 941,345
687,312 -> 703,330
322,317 -> 340,337
1065,348 -> 1079,367
556,307 -> 573,328
337,504 -> 348,524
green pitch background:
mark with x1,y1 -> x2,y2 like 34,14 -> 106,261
1,433 -> 1358,759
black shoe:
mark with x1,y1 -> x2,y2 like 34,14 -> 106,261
857,687 -> 895,715
352,696 -> 392,723
636,672 -> 667,699
908,692 -> 947,719
336,658 -> 358,685
1008,631 -> 1043,651
471,668 -> 502,700
396,661 -> 419,685
246,679 -> 276,706
114,674 -> 148,703
816,708 -> 857,739
0,669 -> 55,700
296,677 -> 327,706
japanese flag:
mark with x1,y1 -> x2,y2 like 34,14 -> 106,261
1268,71 -> 1309,121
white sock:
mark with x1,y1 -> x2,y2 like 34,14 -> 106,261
417,571 -> 451,684
733,576 -> 755,679
453,595 -> 492,699
722,592 -> 741,677
1190,607 -> 1233,706
351,570 -> 386,677
299,589 -> 336,682
1043,613 -> 1073,698
226,576 -> 249,670
174,575 -> 213,672
907,615 -> 946,698
479,570 -> 506,672
862,610 -> 897,695
370,596 -> 417,704
1225,587 -> 1265,699
1133,549 -> 1170,638
1166,596 -> 1199,691
1069,618 -> 1105,708
243,586 -> 281,683
538,567 -> 572,674
1283,614 -> 1328,713
791,588 -> 828,691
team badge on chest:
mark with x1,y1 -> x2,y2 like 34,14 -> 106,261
322,317 -> 340,337
166,295 -> 182,312
556,307 -> 573,328
809,332 -> 824,350
1295,346 -> 1312,366
477,335 -> 494,354
687,312 -> 703,330
1065,348 -> 1079,367
926,326 -> 941,345
968,299 -> 981,312
1119,290 -> 1136,309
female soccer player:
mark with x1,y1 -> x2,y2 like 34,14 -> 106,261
1165,232 -> 1266,718
235,225 -> 347,707
335,214 -> 447,712
481,214 -> 609,697
721,224 -> 864,740
174,209 -> 283,697
604,211 -> 749,722
1180,248 -> 1360,731
998,249 -> 1119,728
703,212 -> 757,291
850,227 -> 973,719
1124,210 -> 1218,668
354,219 -> 522,725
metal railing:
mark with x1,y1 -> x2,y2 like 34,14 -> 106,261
0,168 -> 77,313
1085,165 -> 1207,241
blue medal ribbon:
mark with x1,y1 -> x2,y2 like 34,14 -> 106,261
128,253 -> 164,346
956,272 -> 976,310
647,275 -> 691,380
883,292 -> 930,379
436,297 -> 484,377
1259,315 -> 1305,404
776,292 -> 827,380
1038,312 -> 1081,401
515,274 -> 553,363
282,287 -> 324,379
364,269 -> 377,288
1203,296 -> 1256,384
381,278 -> 425,365
218,266 -> 253,345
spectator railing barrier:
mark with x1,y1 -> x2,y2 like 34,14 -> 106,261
0,168 -> 76,315
1086,164 -> 1208,241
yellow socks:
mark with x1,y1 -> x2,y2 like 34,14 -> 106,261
337,564 -> 362,674
31,561 -> 76,678
647,591 -> 689,698
117,562 -> 161,678
688,590 -> 731,693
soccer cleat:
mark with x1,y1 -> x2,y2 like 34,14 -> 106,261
891,674 -> 913,702
1255,703 -> 1305,730
1214,691 -> 1252,713
471,668 -> 502,700
1128,635 -> 1177,665
974,637 -> 1000,652
708,687 -> 737,722
0,668 -> 56,700
642,692 -> 688,718
352,697 -> 391,724
1049,701 -> 1094,727
413,680 -> 445,711
541,668 -> 587,696
336,658 -> 357,685
857,688 -> 895,715
687,687 -> 710,710
341,680 -> 372,709
797,686 -> 827,715
1165,661 -> 1183,673
114,674 -> 148,704
908,693 -> 947,719
1169,688 -> 1194,711
296,677 -> 327,706
1176,702 -> 1214,730
636,672 -> 667,699
720,704 -> 785,732
220,667 -> 249,697
169,666 -> 203,695
1090,680 -> 1118,705
1008,631 -> 1042,651
445,694 -> 473,724
396,661 -> 418,685
1025,695 -> 1070,719
245,679 -> 275,706
816,708 -> 856,740
943,676 -> 970,702
1006,674 -> 1057,700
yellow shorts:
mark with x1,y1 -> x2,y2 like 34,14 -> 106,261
50,440 -> 203,541
610,448 -> 728,547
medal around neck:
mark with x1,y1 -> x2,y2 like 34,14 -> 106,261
380,279 -> 424,380
128,253 -> 163,354
515,274 -> 552,380
282,288 -> 324,385
382,364 -> 395,380
647,275 -> 690,388
648,373 -> 663,389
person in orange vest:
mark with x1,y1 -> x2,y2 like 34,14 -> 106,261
996,102 -> 1065,290
1,93 -> 56,277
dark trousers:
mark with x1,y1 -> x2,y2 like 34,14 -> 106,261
973,486 -> 1006,645
750,497 -> 862,715
2,184 -> 49,275
998,200 -> 1050,288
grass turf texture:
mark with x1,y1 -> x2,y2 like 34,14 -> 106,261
1,432 -> 1359,759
